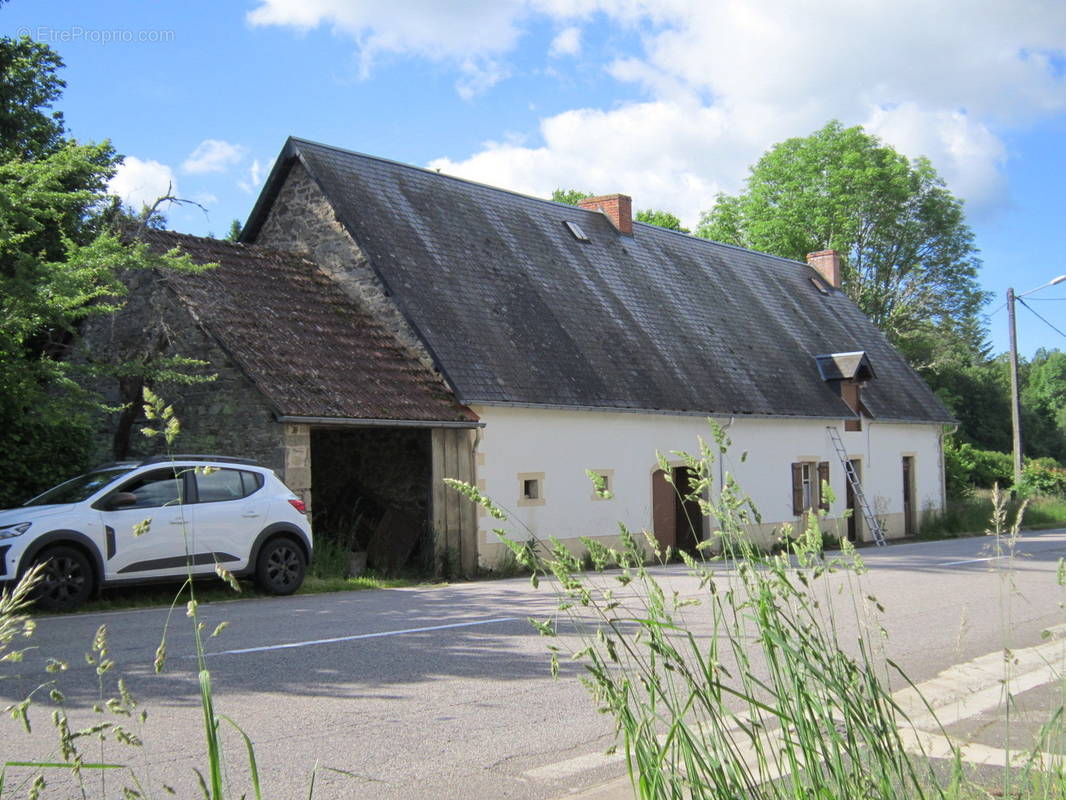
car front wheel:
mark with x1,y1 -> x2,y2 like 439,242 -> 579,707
255,536 -> 306,595
30,545 -> 95,612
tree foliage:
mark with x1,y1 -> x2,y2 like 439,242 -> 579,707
0,36 -> 66,159
551,188 -> 590,206
0,36 -> 206,506
636,208 -> 688,233
698,121 -> 987,359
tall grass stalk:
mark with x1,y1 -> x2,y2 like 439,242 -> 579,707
451,424 -> 951,799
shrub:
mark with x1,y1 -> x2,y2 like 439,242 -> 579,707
944,439 -> 1013,497
1016,458 -> 1066,497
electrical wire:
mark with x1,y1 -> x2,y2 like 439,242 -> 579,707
1017,297 -> 1066,342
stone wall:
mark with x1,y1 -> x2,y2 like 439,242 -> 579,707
77,269 -> 286,472
252,162 -> 436,372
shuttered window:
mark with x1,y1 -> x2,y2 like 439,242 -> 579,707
792,461 -> 830,514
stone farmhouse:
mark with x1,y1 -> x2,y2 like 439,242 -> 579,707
81,137 -> 954,575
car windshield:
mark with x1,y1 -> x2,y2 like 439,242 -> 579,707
23,468 -> 134,507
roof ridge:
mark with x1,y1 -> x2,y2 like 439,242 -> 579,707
290,136 -> 613,219
147,228 -> 317,266
290,136 -> 814,272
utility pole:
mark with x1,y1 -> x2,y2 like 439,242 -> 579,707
1008,287 -> 1023,490
1007,275 -> 1066,492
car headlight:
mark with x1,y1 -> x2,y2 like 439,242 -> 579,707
0,522 -> 31,539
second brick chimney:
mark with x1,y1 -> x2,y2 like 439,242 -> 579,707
806,250 -> 841,289
578,194 -> 633,236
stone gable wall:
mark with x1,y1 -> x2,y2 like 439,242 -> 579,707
253,162 -> 437,373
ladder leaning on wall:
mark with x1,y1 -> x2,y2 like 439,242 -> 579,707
826,426 -> 887,547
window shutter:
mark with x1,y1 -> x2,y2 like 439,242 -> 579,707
791,462 -> 804,515
818,461 -> 830,512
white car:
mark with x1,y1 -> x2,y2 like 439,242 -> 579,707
0,456 -> 313,611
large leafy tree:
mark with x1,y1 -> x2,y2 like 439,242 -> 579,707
0,36 -> 203,505
698,121 -> 987,360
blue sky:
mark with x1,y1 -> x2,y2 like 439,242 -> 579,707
5,0 -> 1066,358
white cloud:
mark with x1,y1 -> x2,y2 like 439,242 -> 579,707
108,157 -> 177,211
864,104 -> 1007,210
239,158 -> 273,194
431,100 -> 742,230
250,0 -> 1066,210
549,26 -> 581,57
183,139 -> 246,174
248,0 -> 537,94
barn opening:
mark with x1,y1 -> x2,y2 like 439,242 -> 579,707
309,427 -> 432,575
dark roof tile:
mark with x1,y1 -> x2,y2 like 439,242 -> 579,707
245,137 -> 953,424
143,230 -> 473,424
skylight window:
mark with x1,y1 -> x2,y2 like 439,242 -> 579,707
564,220 -> 590,242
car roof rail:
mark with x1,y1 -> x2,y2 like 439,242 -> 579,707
139,454 -> 260,466
91,460 -> 141,470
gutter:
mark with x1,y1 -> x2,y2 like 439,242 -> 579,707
276,415 -> 484,429
470,400 -> 951,426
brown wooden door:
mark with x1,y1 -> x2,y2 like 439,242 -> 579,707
673,467 -> 702,553
651,469 -> 676,550
902,457 -> 916,536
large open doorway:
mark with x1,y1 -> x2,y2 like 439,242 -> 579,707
310,428 -> 432,574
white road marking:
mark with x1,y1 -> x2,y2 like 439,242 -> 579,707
208,617 -> 520,656
525,750 -> 625,781
939,556 -> 1004,567
532,625 -> 1066,787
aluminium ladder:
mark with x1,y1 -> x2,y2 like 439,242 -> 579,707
826,426 -> 887,546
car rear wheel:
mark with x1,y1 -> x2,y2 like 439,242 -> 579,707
255,536 -> 306,595
30,546 -> 95,612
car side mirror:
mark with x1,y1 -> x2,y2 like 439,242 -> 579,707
106,492 -> 138,510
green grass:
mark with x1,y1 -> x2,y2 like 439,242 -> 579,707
55,566 -> 417,615
49,535 -> 422,615
920,491 -> 1066,539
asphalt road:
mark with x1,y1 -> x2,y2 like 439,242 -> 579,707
3,530 -> 1066,799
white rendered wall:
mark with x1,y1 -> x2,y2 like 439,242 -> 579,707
469,404 -> 945,561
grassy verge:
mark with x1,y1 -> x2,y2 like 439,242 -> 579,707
920,491 -> 1066,539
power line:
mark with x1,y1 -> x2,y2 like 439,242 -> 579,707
1017,297 -> 1066,341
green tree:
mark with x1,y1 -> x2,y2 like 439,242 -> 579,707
636,208 -> 689,233
225,218 -> 242,242
551,188 -> 590,205
698,121 -> 986,358
0,36 -> 204,506
0,36 -> 66,159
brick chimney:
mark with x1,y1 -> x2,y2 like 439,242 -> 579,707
578,194 -> 633,235
807,250 -> 841,289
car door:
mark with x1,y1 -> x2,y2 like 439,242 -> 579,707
191,468 -> 266,574
97,467 -> 203,580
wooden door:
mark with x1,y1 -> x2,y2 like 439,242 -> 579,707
651,469 -> 676,550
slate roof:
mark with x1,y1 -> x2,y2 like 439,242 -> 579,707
244,137 -> 954,424
143,230 -> 475,424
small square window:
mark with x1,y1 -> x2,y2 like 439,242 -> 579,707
517,472 -> 546,507
589,469 -> 614,500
